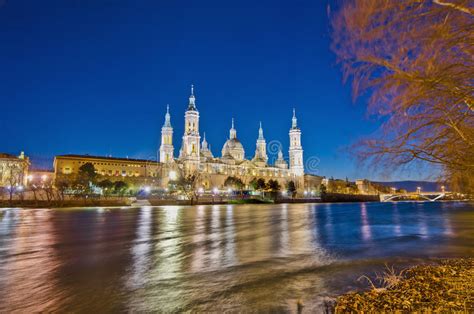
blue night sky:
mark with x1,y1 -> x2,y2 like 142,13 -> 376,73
1,0 -> 407,180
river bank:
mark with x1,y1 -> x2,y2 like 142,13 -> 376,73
333,258 -> 474,312
0,193 -> 381,208
0,202 -> 472,312
0,198 -> 133,208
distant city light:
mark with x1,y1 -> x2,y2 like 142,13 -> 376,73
41,174 -> 48,181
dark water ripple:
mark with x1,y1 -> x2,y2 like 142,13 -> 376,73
0,202 -> 473,312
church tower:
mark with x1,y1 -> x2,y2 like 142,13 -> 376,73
159,104 -> 174,163
253,121 -> 268,163
179,85 -> 201,171
289,109 -> 304,176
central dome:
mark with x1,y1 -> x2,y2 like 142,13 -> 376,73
221,119 -> 245,162
222,138 -> 245,161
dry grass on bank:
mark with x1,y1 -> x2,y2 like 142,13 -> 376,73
335,259 -> 474,313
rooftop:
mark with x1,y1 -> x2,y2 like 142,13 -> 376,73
55,154 -> 158,163
0,153 -> 20,159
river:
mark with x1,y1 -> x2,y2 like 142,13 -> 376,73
0,201 -> 473,312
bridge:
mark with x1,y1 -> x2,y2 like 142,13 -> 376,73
380,191 -> 452,202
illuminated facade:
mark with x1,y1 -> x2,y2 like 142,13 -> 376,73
54,154 -> 162,186
51,86 -> 322,194
159,86 -> 309,191
0,152 -> 30,187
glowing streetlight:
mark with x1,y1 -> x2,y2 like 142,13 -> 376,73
213,187 -> 219,195
41,174 -> 48,181
198,187 -> 204,194
227,188 -> 233,194
27,175 -> 34,181
169,170 -> 177,181
144,186 -> 151,193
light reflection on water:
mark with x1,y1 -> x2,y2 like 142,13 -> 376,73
0,202 -> 473,312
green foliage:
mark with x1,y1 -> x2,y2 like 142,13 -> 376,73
74,163 -> 98,195
78,163 -> 97,183
224,176 -> 244,190
287,181 -> 297,198
319,183 -> 327,196
97,179 -> 114,196
267,179 -> 281,192
249,178 -> 259,191
113,181 -> 129,196
256,178 -> 266,191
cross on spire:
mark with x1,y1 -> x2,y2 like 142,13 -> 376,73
292,108 -> 298,129
188,84 -> 196,110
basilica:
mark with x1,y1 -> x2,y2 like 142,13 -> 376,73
159,86 -> 309,191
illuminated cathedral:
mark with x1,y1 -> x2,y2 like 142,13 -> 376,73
159,85 -> 308,191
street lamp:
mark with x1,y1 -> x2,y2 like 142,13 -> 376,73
169,170 -> 177,181
213,187 -> 219,195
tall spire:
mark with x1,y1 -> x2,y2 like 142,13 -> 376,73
278,147 -> 283,160
202,132 -> 208,148
163,104 -> 171,127
292,108 -> 298,129
258,121 -> 264,140
229,118 -> 237,139
188,84 -> 196,110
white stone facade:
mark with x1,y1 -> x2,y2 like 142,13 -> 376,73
159,86 -> 305,190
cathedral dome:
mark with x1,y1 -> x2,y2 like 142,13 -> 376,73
222,138 -> 245,161
221,119 -> 245,162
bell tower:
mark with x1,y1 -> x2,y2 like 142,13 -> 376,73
289,109 -> 304,176
179,85 -> 201,171
159,104 -> 174,163
253,121 -> 268,163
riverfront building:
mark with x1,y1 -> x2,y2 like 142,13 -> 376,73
159,86 -> 309,192
54,154 -> 162,186
0,152 -> 30,188
53,86 -> 322,194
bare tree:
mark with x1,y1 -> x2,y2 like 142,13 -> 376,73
330,0 -> 474,193
170,167 -> 202,205
4,161 -> 27,204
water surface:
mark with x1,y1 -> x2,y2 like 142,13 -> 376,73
0,202 -> 473,312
